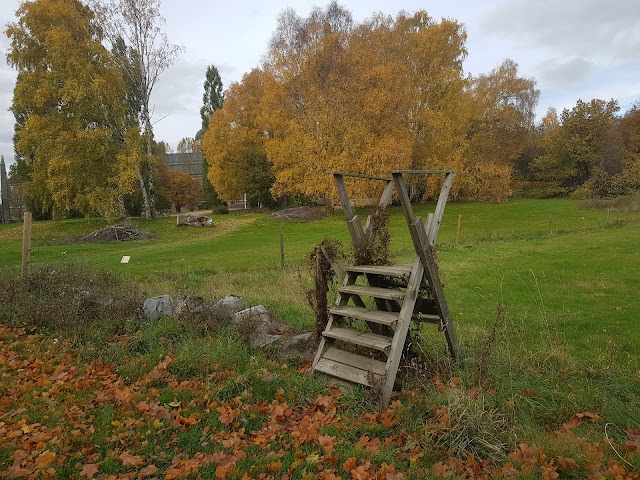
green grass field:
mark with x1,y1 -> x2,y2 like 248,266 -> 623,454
1,198 -> 639,477
1,199 -> 639,359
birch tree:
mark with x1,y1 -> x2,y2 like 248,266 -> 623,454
7,0 -> 134,219
93,0 -> 182,218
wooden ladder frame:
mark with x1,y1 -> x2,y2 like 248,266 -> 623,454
313,171 -> 458,405
392,170 -> 459,361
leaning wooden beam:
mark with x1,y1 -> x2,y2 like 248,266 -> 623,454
409,219 -> 459,360
427,172 -> 455,246
363,180 -> 395,237
391,172 -> 416,227
381,260 -> 424,405
333,173 -> 354,221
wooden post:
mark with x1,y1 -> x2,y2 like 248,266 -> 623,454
455,214 -> 462,249
280,224 -> 285,268
22,211 -> 32,278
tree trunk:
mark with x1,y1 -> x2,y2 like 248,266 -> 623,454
138,169 -> 151,219
140,105 -> 156,219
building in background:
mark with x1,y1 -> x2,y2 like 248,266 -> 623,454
163,152 -> 203,182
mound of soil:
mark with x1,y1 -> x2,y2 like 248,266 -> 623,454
269,206 -> 326,222
76,222 -> 153,243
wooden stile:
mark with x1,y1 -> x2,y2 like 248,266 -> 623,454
313,171 -> 459,405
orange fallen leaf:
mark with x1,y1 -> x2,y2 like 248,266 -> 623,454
35,450 -> 56,468
343,457 -> 357,472
556,456 -> 580,471
467,386 -> 479,398
115,386 -> 134,403
80,463 -> 99,479
138,464 -> 158,478
297,361 -> 312,373
626,424 -> 640,451
265,460 -> 281,473
119,451 -> 145,467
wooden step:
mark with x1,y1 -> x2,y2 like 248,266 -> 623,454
314,347 -> 386,387
339,285 -> 405,301
323,327 -> 393,351
347,264 -> 413,277
330,306 -> 399,326
414,313 -> 441,324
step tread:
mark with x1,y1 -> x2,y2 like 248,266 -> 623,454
323,326 -> 393,351
339,284 -> 405,301
347,264 -> 414,277
330,306 -> 399,326
414,313 -> 441,324
314,347 -> 386,386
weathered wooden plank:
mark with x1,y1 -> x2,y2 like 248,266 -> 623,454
323,327 -> 393,351
409,221 -> 459,360
381,259 -> 423,405
413,313 -> 441,324
363,180 -> 395,234
349,216 -> 365,246
425,213 -> 434,240
330,306 -> 399,326
420,242 -> 459,360
391,169 -> 456,175
333,173 -> 354,220
346,264 -> 413,277
391,172 -> 416,227
331,172 -> 392,182
428,172 -> 454,246
323,347 -> 387,376
339,285 -> 405,301
315,357 -> 383,387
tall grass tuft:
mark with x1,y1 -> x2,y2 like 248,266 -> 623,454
0,263 -> 140,336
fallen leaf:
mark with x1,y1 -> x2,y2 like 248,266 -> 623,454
343,457 -> 357,472
138,464 -> 158,478
556,456 -> 580,471
35,450 -> 56,468
80,463 -> 99,479
119,451 -> 145,467
625,424 -> 640,451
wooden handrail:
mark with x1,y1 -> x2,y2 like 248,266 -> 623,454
331,172 -> 392,181
391,169 -> 456,175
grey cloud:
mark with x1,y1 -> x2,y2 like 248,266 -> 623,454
0,61 -> 16,167
482,0 -> 640,62
537,57 -> 595,86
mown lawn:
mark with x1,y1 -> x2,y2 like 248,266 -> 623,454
0,199 -> 639,478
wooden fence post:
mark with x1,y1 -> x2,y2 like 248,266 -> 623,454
455,214 -> 462,249
22,211 -> 32,278
280,224 -> 285,268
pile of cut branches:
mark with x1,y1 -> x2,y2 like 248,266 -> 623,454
76,222 -> 152,243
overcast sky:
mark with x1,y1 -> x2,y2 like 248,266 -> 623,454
1,0 -> 639,167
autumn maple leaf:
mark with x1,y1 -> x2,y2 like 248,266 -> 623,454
626,424 -> 640,451
119,451 -> 145,467
79,463 -> 99,479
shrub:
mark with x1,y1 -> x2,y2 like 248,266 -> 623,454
0,264 -> 140,335
212,204 -> 229,214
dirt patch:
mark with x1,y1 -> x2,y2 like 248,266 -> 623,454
269,206 -> 326,222
73,221 -> 153,243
